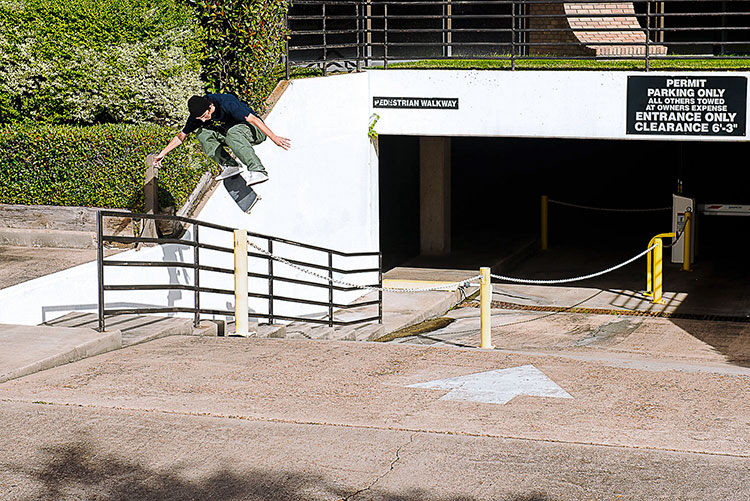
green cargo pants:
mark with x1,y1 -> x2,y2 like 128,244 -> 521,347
195,123 -> 268,175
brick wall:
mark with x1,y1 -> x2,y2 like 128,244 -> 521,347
528,1 -> 667,56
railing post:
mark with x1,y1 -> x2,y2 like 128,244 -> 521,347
234,229 -> 250,336
97,210 -> 105,332
322,1 -> 327,76
285,11 -> 290,80
511,0 -> 516,70
355,1 -> 361,71
268,239 -> 274,324
366,0 -> 372,66
645,1 -> 651,72
194,224 -> 200,328
682,209 -> 692,271
480,267 -> 493,349
384,3 -> 388,69
541,195 -> 548,250
328,252 -> 334,327
378,253 -> 383,324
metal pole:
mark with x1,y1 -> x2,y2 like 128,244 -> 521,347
541,195 -> 548,250
383,3 -> 388,69
366,0 -> 372,66
378,253 -> 383,324
97,210 -> 105,332
356,2 -> 361,72
268,239 -> 274,324
442,0 -> 452,58
328,252 -> 334,327
285,11 -> 290,80
194,224 -> 200,328
480,267 -> 493,349
645,1 -> 651,72
234,229 -> 250,336
682,209 -> 692,271
322,2 -> 327,76
511,0 -> 516,70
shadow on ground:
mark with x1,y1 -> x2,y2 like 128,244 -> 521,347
3,436 -> 553,501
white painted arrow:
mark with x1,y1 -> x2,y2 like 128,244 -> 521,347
407,365 -> 573,404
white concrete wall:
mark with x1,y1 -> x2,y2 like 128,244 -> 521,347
369,70 -> 749,141
3,69 -> 747,325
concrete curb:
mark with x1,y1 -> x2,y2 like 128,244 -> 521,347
0,327 -> 121,384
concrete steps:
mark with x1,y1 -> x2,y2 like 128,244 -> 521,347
44,312 -> 214,347
285,321 -> 384,341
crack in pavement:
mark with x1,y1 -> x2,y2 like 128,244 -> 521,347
341,432 -> 417,501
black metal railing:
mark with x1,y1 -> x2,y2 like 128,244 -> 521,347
96,210 -> 382,332
286,0 -> 750,75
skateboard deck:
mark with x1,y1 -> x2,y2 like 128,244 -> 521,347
224,170 -> 261,213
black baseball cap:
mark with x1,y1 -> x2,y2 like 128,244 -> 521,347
188,95 -> 211,118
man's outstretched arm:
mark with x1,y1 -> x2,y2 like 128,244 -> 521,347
154,132 -> 188,167
246,114 -> 291,150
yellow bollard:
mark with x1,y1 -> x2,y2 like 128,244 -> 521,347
682,209 -> 692,272
234,229 -> 250,336
653,238 -> 664,303
645,232 -> 675,299
480,267 -> 493,349
541,195 -> 548,250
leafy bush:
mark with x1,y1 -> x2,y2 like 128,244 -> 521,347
0,0 -> 204,125
186,0 -> 289,113
0,123 -> 213,210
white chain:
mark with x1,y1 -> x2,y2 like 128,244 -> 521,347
490,244 -> 657,285
248,240 -> 658,290
247,240 -> 480,292
549,199 -> 671,213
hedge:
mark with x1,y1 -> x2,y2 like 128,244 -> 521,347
0,123 -> 214,211
0,0 -> 204,125
187,0 -> 289,114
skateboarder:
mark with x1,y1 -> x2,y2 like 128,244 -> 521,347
153,93 -> 291,183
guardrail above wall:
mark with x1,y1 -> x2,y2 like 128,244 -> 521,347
286,0 -> 750,75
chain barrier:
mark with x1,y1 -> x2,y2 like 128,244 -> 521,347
248,239 -> 666,291
490,244 -> 658,285
548,199 -> 671,213
247,240 -> 480,292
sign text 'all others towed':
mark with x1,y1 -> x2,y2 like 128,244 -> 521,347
627,76 -> 747,136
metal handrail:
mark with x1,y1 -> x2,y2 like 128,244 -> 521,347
96,210 -> 382,332
286,0 -> 750,75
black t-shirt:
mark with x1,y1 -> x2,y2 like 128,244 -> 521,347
182,93 -> 261,135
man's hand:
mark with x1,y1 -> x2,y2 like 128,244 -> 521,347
153,153 -> 164,168
271,135 -> 291,150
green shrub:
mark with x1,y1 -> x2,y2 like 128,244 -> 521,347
0,123 -> 213,211
186,0 -> 289,113
0,0 -> 204,125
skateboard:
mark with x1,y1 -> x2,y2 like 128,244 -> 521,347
223,170 -> 261,214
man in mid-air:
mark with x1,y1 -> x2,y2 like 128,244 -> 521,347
154,93 -> 290,184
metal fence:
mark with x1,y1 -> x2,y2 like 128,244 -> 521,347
286,0 -> 750,74
96,210 -> 382,332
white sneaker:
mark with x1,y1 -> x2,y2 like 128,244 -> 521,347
215,165 -> 241,180
243,171 -> 269,186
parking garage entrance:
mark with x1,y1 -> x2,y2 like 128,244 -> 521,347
379,135 -> 750,317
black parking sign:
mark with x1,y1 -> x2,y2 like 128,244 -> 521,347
627,76 -> 747,136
